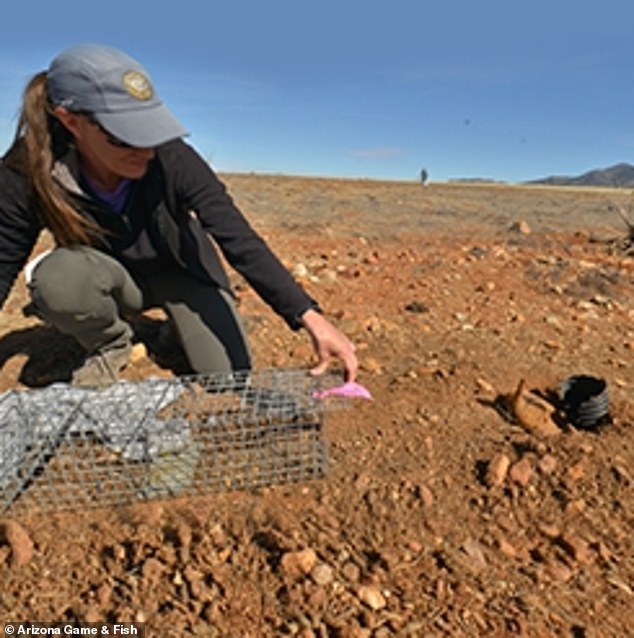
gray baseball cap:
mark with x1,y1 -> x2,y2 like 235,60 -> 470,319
47,44 -> 188,148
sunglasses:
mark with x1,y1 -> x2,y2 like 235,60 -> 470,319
84,114 -> 134,149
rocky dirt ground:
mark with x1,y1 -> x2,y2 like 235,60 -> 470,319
1,175 -> 634,637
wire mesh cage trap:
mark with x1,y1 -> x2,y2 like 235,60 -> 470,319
0,369 -> 345,515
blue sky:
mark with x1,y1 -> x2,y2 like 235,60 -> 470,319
1,1 -> 633,183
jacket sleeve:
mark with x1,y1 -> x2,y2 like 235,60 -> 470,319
0,163 -> 42,310
161,140 -> 320,329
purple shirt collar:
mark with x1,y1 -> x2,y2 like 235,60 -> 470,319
82,174 -> 133,213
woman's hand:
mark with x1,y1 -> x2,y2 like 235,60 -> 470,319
300,309 -> 358,381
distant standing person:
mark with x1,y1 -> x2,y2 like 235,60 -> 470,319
0,44 -> 358,387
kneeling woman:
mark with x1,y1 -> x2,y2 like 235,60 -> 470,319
0,44 -> 357,387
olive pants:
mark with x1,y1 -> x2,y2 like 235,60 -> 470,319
28,246 -> 252,374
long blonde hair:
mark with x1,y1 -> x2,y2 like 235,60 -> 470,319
5,72 -> 98,246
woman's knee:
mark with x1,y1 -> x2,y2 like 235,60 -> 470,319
30,248 -> 92,313
29,247 -> 133,315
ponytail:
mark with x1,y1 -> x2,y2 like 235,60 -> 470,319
8,72 -> 99,246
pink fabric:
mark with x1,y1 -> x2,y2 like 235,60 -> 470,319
312,382 -> 373,401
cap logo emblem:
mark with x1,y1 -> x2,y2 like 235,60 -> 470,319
122,71 -> 154,100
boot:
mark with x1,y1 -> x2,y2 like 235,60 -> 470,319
71,340 -> 133,389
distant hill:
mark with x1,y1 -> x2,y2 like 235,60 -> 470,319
528,163 -> 634,187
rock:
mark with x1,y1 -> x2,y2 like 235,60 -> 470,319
597,542 -> 613,564
476,377 -> 496,395
567,461 -> 586,482
498,537 -> 519,558
565,499 -> 586,515
538,523 -> 561,539
311,562 -> 334,586
336,624 -> 370,638
418,484 -> 434,508
307,585 -> 328,610
321,269 -> 338,283
611,461 -> 632,483
560,534 -> 592,565
280,548 -> 317,579
129,342 -> 148,363
184,565 -> 204,583
462,538 -> 488,568
507,380 -> 561,437
510,220 -> 532,234
341,561 -> 361,583
357,584 -> 386,610
141,557 -> 165,587
546,561 -> 574,583
292,263 -> 309,278
485,453 -> 511,487
509,457 -> 533,486
96,583 -> 113,608
112,544 -> 126,562
407,539 -> 423,553
1,519 -> 34,568
538,454 -> 557,475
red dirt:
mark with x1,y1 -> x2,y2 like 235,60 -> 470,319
1,176 -> 633,637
